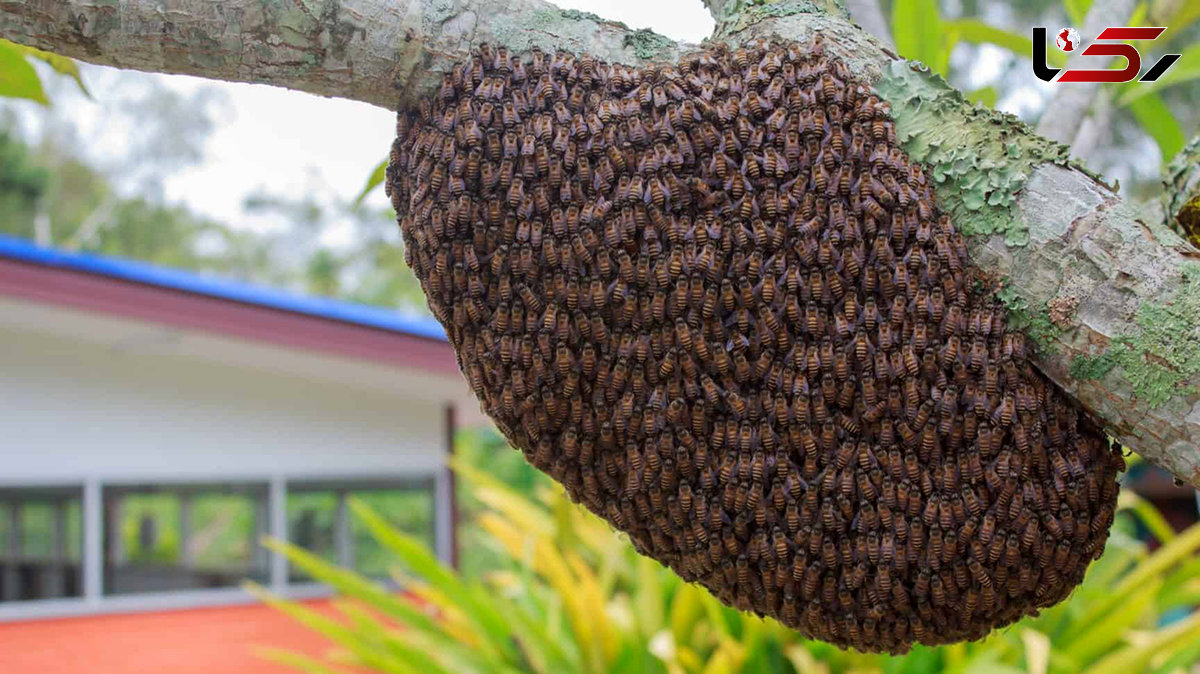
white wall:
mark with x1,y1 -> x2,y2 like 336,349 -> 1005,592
0,299 -> 471,619
0,326 -> 447,485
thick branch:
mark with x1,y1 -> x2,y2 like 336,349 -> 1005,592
0,0 -> 685,110
1034,0 -> 1137,146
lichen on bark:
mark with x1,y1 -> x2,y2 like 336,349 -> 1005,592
623,28 -> 678,60
996,285 -> 1064,355
874,61 -> 1075,246
1068,263 -> 1200,408
712,0 -> 849,39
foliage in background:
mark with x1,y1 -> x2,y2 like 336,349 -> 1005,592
0,129 -> 278,278
0,103 -> 428,314
255,451 -> 1200,674
0,42 -> 430,315
886,0 -> 1200,167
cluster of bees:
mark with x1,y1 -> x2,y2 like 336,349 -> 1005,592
387,38 -> 1124,652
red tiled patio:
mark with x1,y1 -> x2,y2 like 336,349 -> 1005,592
0,602 -> 332,674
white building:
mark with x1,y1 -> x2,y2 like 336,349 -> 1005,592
0,234 -> 476,620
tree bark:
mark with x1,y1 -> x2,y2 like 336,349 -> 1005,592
4,0 -> 1200,486
0,0 -> 687,110
1165,136 -> 1200,240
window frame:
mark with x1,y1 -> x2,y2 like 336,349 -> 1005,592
0,471 -> 446,621
283,476 -> 437,587
0,484 -> 85,604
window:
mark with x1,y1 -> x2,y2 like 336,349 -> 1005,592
103,483 -> 269,595
287,479 -> 435,581
0,474 -> 443,609
0,486 -> 84,602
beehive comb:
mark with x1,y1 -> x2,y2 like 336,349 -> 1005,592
386,38 -> 1124,653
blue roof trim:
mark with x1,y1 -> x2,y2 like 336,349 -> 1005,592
0,233 -> 447,342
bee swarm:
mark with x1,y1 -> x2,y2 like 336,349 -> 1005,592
387,39 -> 1124,653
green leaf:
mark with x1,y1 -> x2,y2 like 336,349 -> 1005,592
1119,491 -> 1176,544
1067,521 -> 1200,643
349,498 -> 521,664
1064,0 -> 1094,25
0,40 -> 48,105
244,583 -> 421,674
1147,635 -> 1200,674
259,538 -> 500,674
1171,0 -> 1200,33
0,39 -> 90,98
1118,42 -> 1200,106
1089,611 -> 1200,674
966,85 -> 998,109
1062,578 -> 1160,665
945,19 -> 1069,68
257,648 -> 354,674
336,601 -> 451,674
1128,92 -> 1185,161
355,158 -> 387,206
1126,2 -> 1149,29
891,0 -> 947,75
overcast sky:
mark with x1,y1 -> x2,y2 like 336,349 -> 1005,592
127,1 -> 713,232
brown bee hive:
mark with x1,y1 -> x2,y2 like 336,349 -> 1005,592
386,38 -> 1124,653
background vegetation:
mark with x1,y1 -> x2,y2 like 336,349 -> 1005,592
255,447 -> 1200,674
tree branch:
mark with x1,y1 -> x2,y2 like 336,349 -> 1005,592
1165,136 -> 1200,239
1034,0 -> 1137,146
1069,88 -> 1114,165
0,0 -> 686,110
6,0 -> 1200,485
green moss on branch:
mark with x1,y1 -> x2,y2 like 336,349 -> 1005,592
1070,352 -> 1118,381
874,61 -> 1076,246
624,29 -> 676,60
1075,263 -> 1200,407
996,285 -> 1062,355
713,0 -> 849,38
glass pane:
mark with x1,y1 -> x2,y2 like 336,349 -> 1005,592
0,503 -> 10,556
18,503 -> 55,558
286,480 -> 437,583
0,488 -> 84,603
190,493 -> 257,569
286,490 -> 338,581
352,488 -> 434,578
104,484 -> 269,595
64,502 -> 82,562
120,493 -> 181,564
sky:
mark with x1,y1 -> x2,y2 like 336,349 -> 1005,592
165,0 -> 717,226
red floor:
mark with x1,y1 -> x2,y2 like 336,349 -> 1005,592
0,601 -> 334,674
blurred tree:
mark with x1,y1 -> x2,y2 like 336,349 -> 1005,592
878,0 -> 1200,194
242,186 -> 429,312
0,129 -> 47,228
